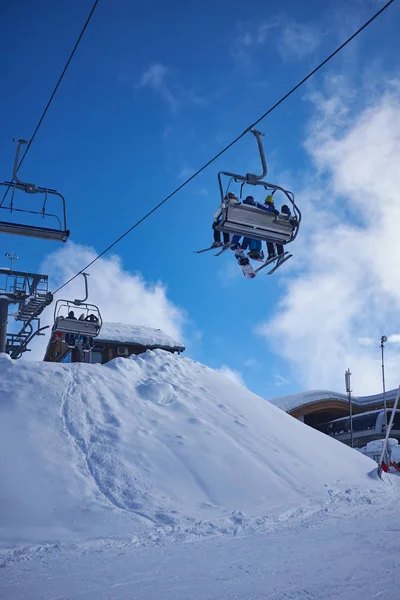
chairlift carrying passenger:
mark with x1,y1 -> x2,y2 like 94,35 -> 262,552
0,139 -> 70,242
52,273 -> 102,353
197,129 -> 301,276
215,130 -> 300,243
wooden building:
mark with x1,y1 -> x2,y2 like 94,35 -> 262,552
44,322 -> 185,364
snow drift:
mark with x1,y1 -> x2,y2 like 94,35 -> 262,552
0,350 -> 389,548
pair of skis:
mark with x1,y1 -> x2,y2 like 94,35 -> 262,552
194,245 -> 228,255
255,251 -> 292,276
233,249 -> 292,278
194,244 -> 292,278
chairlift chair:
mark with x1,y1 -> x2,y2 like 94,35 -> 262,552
0,139 -> 70,242
213,129 -> 301,246
52,273 -> 102,346
53,301 -> 102,338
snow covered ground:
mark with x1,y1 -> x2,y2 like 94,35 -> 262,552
1,349 -> 399,598
3,500 -> 400,599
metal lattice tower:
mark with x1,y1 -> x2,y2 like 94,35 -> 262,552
0,265 -> 52,358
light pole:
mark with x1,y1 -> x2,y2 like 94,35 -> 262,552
381,336 -> 388,434
5,252 -> 18,271
345,368 -> 353,448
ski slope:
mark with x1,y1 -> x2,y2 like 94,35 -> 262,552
0,348 -> 393,554
4,507 -> 400,600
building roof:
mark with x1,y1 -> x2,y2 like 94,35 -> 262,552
97,322 -> 185,351
268,388 -> 400,414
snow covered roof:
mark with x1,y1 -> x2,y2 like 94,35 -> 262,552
97,322 -> 185,351
268,388 -> 400,413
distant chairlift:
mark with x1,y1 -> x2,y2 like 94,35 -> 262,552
214,129 -> 301,246
0,139 -> 70,242
52,273 -> 102,353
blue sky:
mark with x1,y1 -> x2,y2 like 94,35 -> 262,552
1,0 -> 400,398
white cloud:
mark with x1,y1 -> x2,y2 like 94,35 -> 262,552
274,374 -> 290,387
136,63 -> 204,112
243,357 -> 261,369
257,82 -> 400,395
231,17 -> 320,63
358,337 -> 375,347
278,21 -> 321,61
178,166 -> 195,181
136,64 -> 178,111
217,365 -> 247,388
26,243 -> 186,360
257,20 -> 280,44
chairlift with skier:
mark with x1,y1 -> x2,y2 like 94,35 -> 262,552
196,129 -> 301,277
0,139 -> 70,242
52,273 -> 102,352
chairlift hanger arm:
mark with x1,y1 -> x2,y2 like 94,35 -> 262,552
247,129 -> 268,181
12,139 -> 30,188
217,130 -> 268,201
74,272 -> 89,305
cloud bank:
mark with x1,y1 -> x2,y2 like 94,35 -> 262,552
257,83 -> 400,395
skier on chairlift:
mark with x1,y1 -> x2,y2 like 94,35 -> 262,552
231,196 -> 265,261
262,195 -> 281,260
211,192 -> 238,248
276,204 -> 292,258
65,311 -> 77,346
265,201 -> 294,260
233,195 -> 280,261
85,313 -> 99,323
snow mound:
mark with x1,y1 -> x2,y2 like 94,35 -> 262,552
0,350 -> 394,548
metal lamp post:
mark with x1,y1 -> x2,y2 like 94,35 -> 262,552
381,336 -> 388,434
345,368 -> 353,448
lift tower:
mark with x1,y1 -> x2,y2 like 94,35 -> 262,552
0,258 -> 52,357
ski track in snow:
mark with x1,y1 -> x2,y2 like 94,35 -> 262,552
60,367 -> 157,524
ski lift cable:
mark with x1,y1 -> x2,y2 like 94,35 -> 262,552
0,0 -> 100,208
51,0 -> 396,295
